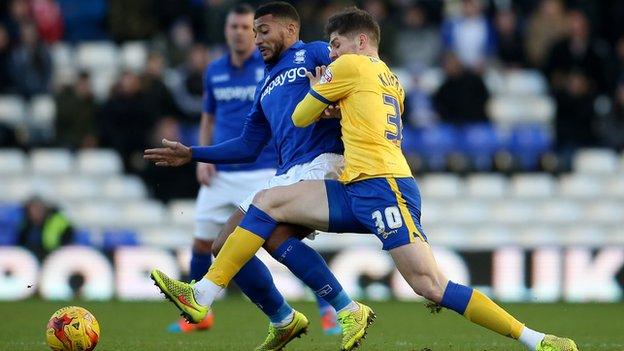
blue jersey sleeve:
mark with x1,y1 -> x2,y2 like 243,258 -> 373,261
191,95 -> 271,164
202,66 -> 216,114
308,41 -> 332,67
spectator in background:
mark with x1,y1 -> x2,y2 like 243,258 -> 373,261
141,117 -> 197,202
362,0 -> 398,64
395,3 -> 441,68
141,51 -> 180,120
614,35 -> 624,81
441,0 -> 496,71
54,71 -> 98,149
525,0 -> 568,68
405,64 -> 437,128
170,44 -> 208,120
31,0 -> 63,44
18,196 -> 75,259
434,52 -> 490,125
9,21 -> 51,97
0,123 -> 18,147
166,20 -> 194,67
154,0 -> 190,34
202,0 -> 228,45
0,24 -> 12,93
545,9 -> 614,93
495,7 -> 526,68
599,80 -> 624,150
554,70 -> 598,157
3,0 -> 30,41
57,0 -> 107,42
297,1 -> 333,42
99,71 -> 156,172
108,0 -> 158,42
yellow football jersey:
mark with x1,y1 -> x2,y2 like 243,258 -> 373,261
292,54 -> 412,183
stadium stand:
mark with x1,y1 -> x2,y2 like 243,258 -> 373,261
1,1 -> 624,253
0,146 -> 621,250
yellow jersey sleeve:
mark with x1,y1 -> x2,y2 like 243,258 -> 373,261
292,55 -> 358,127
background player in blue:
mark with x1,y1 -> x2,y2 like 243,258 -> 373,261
145,2 -> 366,350
166,4 -> 276,333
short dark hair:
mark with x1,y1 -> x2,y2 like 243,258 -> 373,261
230,3 -> 255,16
254,1 -> 300,25
325,7 -> 380,46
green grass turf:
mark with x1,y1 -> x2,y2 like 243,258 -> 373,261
1,298 -> 622,351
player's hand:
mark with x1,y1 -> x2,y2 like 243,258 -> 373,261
196,162 -> 216,186
321,104 -> 341,119
305,65 -> 326,87
143,139 -> 192,167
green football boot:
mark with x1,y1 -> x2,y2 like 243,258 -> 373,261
255,310 -> 309,351
537,334 -> 579,351
337,302 -> 376,351
150,269 -> 209,324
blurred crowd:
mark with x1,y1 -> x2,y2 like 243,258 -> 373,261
2,0 -> 624,198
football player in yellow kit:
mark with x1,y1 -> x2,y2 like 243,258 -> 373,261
148,7 -> 578,351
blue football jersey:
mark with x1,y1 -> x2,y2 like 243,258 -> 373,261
203,50 -> 277,171
249,40 -> 344,174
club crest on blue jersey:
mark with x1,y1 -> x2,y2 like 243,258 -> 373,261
294,49 -> 306,64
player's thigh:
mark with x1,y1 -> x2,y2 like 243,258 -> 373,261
212,208 -> 245,257
254,180 -> 331,231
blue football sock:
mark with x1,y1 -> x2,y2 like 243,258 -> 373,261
240,205 -> 278,240
233,255 -> 293,323
189,251 -> 212,282
440,280 -> 473,314
273,238 -> 353,311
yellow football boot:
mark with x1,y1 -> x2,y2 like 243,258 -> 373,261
255,310 -> 309,351
150,269 -> 209,323
537,334 -> 579,351
337,302 -> 376,351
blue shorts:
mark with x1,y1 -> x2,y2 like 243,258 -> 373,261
325,177 -> 428,250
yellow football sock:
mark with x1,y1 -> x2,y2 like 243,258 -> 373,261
464,289 -> 525,339
205,226 -> 265,287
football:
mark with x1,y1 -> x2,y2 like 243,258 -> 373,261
45,306 -> 100,351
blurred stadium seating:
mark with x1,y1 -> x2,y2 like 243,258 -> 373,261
1,146 -> 623,250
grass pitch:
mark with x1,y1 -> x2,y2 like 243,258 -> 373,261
1,298 -> 622,350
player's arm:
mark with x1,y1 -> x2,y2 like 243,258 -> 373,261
291,92 -> 330,127
190,112 -> 270,164
292,56 -> 357,127
144,105 -> 271,166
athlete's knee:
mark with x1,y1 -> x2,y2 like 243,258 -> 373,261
193,238 -> 213,254
251,189 -> 283,219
